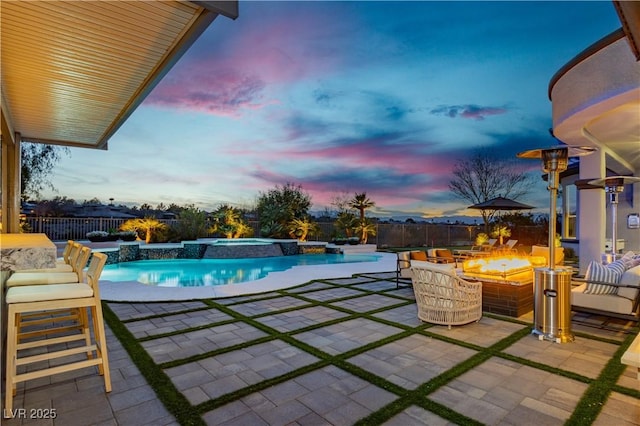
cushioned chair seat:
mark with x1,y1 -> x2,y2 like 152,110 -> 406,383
6,271 -> 81,286
571,283 -> 636,315
6,283 -> 94,303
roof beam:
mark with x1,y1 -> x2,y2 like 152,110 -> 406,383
1,92 -> 16,146
193,1 -> 239,20
614,0 -> 640,60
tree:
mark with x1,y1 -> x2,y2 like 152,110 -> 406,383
83,197 -> 102,205
490,225 -> 511,245
288,217 -> 319,242
349,192 -> 376,243
166,203 -> 184,215
172,205 -> 208,240
120,216 -> 168,244
34,196 -> 76,216
20,142 -> 70,200
256,183 -> 312,238
335,211 -> 358,238
355,219 -> 377,244
330,191 -> 353,218
209,205 -> 252,239
349,192 -> 375,222
449,148 -> 534,230
500,212 -> 537,227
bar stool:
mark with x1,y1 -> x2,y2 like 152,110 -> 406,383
4,252 -> 111,412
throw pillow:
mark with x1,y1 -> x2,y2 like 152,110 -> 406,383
410,251 -> 427,261
621,251 -> 637,269
584,260 -> 625,295
626,252 -> 640,268
435,249 -> 454,263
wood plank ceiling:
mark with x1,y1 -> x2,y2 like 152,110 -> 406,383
1,1 -> 237,149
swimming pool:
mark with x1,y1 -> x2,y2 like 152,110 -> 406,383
210,238 -> 277,246
101,253 -> 381,287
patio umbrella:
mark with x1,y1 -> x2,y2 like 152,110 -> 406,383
468,196 -> 534,236
468,196 -> 535,211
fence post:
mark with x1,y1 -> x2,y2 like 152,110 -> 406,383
425,224 -> 428,247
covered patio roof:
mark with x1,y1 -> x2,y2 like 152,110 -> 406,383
549,1 -> 640,174
1,0 -> 238,150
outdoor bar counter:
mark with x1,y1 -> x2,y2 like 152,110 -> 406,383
1,233 -> 58,371
0,233 -> 57,272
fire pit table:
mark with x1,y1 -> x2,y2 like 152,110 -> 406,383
460,255 -> 543,317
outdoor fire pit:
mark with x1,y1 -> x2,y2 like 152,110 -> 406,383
462,254 -> 544,280
461,253 -> 543,317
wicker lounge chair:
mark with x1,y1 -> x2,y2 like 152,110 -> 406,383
410,261 -> 482,329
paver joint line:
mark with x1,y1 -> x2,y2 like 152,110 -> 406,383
9,273 -> 635,426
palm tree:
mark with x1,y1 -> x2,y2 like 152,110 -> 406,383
491,225 -> 511,246
335,211 -> 358,238
120,216 -> 168,244
355,220 -> 377,244
288,217 -> 319,242
209,205 -> 252,238
349,192 -> 376,242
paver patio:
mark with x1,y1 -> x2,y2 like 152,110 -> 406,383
3,272 -> 639,425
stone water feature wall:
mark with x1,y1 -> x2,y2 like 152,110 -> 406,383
95,240 -> 311,264
203,244 -> 283,259
203,240 -> 302,259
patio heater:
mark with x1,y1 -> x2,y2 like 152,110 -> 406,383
517,145 -> 596,343
588,176 -> 640,264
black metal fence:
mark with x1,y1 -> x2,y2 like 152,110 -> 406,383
23,217 -> 548,248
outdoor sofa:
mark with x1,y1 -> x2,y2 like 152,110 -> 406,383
571,252 -> 640,321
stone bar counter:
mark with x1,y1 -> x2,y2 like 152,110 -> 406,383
0,233 -> 57,272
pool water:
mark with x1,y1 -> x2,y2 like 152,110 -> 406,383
101,254 -> 380,287
211,238 -> 275,246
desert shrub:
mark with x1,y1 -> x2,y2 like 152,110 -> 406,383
173,206 -> 208,241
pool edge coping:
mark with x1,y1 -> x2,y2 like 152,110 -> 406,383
99,252 -> 397,302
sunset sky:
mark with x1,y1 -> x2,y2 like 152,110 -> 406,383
42,1 -> 622,220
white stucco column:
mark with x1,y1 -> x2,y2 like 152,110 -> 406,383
578,149 -> 606,272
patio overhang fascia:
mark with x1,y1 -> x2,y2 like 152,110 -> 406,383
614,0 -> 640,60
549,30 -> 640,175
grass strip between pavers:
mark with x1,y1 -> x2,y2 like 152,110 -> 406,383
102,276 -> 640,426
566,330 -> 638,425
117,304 -> 213,324
102,302 -> 206,426
353,326 -> 533,425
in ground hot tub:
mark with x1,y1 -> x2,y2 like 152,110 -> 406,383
203,238 -> 299,258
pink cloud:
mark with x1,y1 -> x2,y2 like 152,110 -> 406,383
145,6 -> 350,116
145,67 -> 266,117
431,104 -> 508,120
246,154 -> 458,210
239,138 -> 457,177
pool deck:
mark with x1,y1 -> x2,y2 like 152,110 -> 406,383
4,271 -> 639,426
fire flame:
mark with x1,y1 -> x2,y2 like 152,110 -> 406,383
463,255 -> 543,275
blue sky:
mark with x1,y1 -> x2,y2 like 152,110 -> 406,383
44,1 -> 622,220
